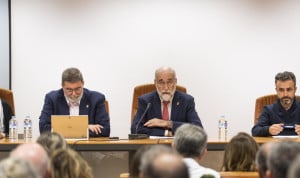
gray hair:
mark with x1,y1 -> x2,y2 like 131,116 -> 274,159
275,71 -> 296,86
267,141 -> 300,178
61,67 -> 84,85
0,157 -> 39,178
174,123 -> 207,158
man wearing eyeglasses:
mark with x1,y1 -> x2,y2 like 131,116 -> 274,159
39,67 -> 110,137
252,71 -> 300,136
131,66 -> 203,136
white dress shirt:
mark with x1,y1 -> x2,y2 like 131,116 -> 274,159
183,158 -> 221,178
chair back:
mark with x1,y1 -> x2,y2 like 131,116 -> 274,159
0,88 -> 15,115
254,94 -> 300,124
131,83 -> 186,124
104,100 -> 109,114
220,171 -> 259,178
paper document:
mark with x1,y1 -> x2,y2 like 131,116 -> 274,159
272,135 -> 299,139
149,136 -> 174,139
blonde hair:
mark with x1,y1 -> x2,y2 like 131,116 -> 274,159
51,148 -> 93,178
222,132 -> 259,171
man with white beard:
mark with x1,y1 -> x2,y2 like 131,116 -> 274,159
252,71 -> 300,136
131,66 -> 202,136
39,67 -> 110,137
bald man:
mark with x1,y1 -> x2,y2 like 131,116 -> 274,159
10,143 -> 51,178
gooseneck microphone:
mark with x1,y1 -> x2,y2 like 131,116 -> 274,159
128,103 -> 151,140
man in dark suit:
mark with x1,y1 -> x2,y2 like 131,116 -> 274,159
39,67 -> 110,137
0,99 -> 13,138
131,66 -> 203,136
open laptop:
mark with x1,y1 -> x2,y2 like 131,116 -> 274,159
51,115 -> 89,140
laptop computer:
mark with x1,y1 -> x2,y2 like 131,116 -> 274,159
51,115 -> 89,140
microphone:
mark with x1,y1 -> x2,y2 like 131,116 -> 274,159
128,103 -> 151,140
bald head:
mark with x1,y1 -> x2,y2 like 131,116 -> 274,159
10,143 -> 50,178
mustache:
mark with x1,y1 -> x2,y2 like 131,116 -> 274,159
281,97 -> 293,104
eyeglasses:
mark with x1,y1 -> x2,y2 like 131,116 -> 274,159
64,87 -> 82,94
156,80 -> 175,88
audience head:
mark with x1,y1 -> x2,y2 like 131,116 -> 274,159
255,142 -> 275,178
287,154 -> 300,178
10,142 -> 50,178
51,147 -> 93,178
36,132 -> 67,156
130,145 -> 152,177
139,145 -> 188,178
0,157 -> 39,178
222,132 -> 259,171
267,141 -> 300,178
173,123 -> 207,160
154,66 -> 177,102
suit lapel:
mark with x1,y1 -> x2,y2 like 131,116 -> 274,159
79,90 -> 89,115
171,91 -> 181,120
152,92 -> 163,118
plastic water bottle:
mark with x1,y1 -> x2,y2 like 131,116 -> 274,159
9,116 -> 18,140
24,115 -> 32,139
218,115 -> 228,141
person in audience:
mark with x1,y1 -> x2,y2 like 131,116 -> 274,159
255,142 -> 275,178
173,123 -> 220,178
131,66 -> 203,136
0,157 -> 39,178
39,67 -> 110,137
139,145 -> 189,178
222,132 -> 259,171
10,142 -> 51,178
0,98 -> 13,138
266,141 -> 300,178
287,154 -> 300,178
252,71 -> 300,136
36,132 -> 68,156
129,145 -> 152,178
51,147 -> 93,178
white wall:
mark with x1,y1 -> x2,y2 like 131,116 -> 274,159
0,0 -> 10,89
10,0 -> 300,139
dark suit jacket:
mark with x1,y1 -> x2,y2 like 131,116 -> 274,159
131,90 -> 203,136
252,98 -> 300,136
1,99 -> 13,135
39,88 -> 110,137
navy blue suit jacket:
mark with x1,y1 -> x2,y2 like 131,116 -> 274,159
252,98 -> 300,136
131,90 -> 203,136
39,88 -> 110,137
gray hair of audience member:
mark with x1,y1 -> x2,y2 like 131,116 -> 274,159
267,141 -> 300,178
255,142 -> 275,178
287,154 -> 300,178
10,142 -> 50,178
275,71 -> 296,86
0,157 -> 39,178
36,132 -> 68,156
61,67 -> 84,84
139,145 -> 189,178
173,123 -> 207,158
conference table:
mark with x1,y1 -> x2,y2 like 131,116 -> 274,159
0,136 -> 298,152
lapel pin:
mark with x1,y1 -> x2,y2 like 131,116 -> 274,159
86,105 -> 89,108
177,102 -> 180,106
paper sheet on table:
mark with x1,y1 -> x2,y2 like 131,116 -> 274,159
149,136 -> 174,139
272,135 -> 300,138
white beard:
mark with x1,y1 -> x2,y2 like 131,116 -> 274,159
161,93 -> 172,101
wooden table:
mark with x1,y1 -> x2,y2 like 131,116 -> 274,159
0,136 -> 297,152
